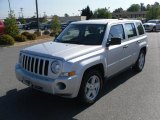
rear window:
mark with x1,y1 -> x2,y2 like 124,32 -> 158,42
125,23 -> 137,38
136,22 -> 144,35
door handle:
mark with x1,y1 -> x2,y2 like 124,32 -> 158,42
123,45 -> 128,48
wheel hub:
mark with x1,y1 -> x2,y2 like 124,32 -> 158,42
85,75 -> 100,100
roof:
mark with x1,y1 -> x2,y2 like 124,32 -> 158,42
72,19 -> 141,24
148,19 -> 160,21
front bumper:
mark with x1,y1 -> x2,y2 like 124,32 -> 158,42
15,64 -> 79,98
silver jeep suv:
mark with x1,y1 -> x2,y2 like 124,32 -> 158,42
15,19 -> 148,104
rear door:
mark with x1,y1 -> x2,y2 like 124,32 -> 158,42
122,23 -> 138,68
123,22 -> 145,67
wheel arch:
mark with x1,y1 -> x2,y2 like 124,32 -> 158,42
140,46 -> 147,55
81,63 -> 105,87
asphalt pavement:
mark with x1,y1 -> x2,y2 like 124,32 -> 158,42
0,32 -> 160,120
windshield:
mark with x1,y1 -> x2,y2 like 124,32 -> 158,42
147,20 -> 157,23
55,24 -> 106,45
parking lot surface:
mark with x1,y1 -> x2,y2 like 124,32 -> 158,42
0,32 -> 160,120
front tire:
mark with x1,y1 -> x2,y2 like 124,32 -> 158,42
152,27 -> 156,32
78,69 -> 103,105
133,50 -> 145,72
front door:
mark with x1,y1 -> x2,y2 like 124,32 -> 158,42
107,24 -> 126,77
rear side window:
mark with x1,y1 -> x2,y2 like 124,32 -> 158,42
108,24 -> 125,40
125,23 -> 137,38
136,22 -> 144,35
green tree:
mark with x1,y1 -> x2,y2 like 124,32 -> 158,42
146,4 -> 151,11
50,15 -> 61,33
154,2 -> 160,6
40,16 -> 48,23
4,11 -> 19,38
140,3 -> 146,11
64,13 -> 69,17
81,6 -> 93,20
19,18 -> 26,24
113,7 -> 124,13
8,10 -> 15,18
146,5 -> 160,19
127,4 -> 140,12
31,16 -> 36,18
93,8 -> 112,19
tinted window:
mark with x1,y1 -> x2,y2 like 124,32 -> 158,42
136,22 -> 144,35
108,24 -> 125,41
56,24 -> 106,45
125,23 -> 137,38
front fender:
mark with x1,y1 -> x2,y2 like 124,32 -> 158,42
67,50 -> 106,97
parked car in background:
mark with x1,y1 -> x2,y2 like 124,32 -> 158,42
0,20 -> 5,35
40,23 -> 51,30
143,19 -> 160,32
15,19 -> 148,104
61,21 -> 74,30
23,21 -> 38,30
16,21 -> 24,29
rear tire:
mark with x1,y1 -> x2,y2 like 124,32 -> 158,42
133,50 -> 145,72
78,69 -> 103,105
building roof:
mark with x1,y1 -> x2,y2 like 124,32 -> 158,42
112,11 -> 147,15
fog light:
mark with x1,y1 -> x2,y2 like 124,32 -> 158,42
56,82 -> 66,90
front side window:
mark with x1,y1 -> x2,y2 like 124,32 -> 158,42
55,24 -> 106,45
108,24 -> 125,41
125,23 -> 137,38
136,22 -> 144,35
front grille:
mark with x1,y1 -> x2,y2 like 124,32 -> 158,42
20,53 -> 49,76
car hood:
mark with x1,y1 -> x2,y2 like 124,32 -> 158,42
22,42 -> 103,61
143,23 -> 156,26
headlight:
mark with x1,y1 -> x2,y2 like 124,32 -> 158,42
51,60 -> 62,74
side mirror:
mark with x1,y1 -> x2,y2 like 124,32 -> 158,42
106,37 -> 121,47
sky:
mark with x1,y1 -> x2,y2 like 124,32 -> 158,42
0,0 -> 159,19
